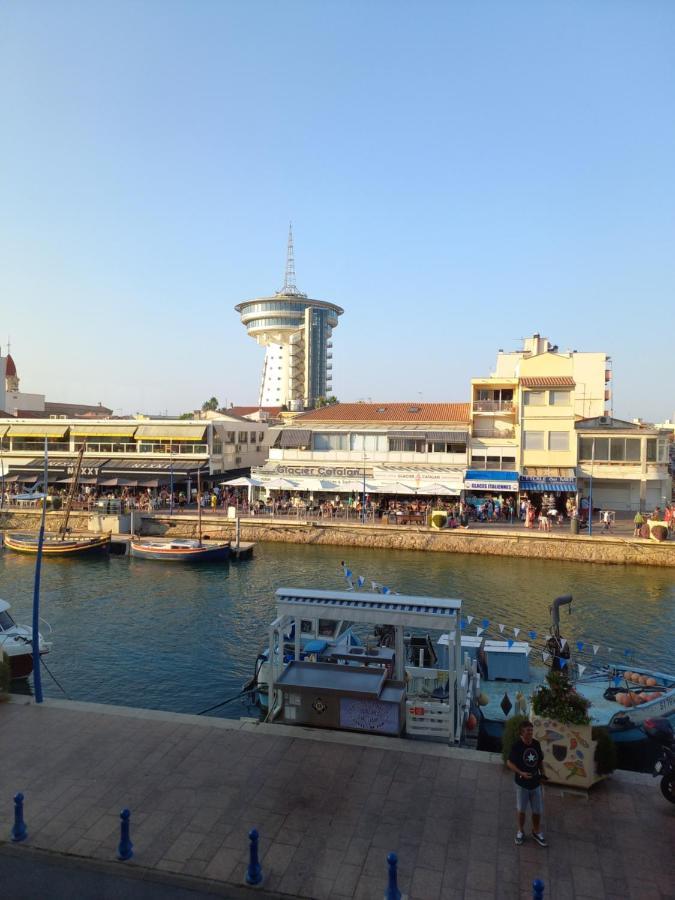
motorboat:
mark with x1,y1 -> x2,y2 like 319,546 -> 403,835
130,538 -> 230,562
4,532 -> 111,556
467,595 -> 675,772
0,599 -> 51,679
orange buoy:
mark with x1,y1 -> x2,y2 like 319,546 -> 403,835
466,713 -> 478,731
646,677 -> 657,687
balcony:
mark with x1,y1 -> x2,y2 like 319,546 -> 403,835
4,441 -> 209,456
472,428 -> 516,439
473,400 -> 515,413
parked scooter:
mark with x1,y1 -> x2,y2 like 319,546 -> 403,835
643,718 -> 675,803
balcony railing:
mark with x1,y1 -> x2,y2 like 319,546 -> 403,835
472,428 -> 516,439
4,441 -> 209,456
472,400 -> 515,413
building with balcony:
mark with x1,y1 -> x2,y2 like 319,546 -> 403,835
234,228 -> 343,411
576,417 -> 672,512
0,414 -> 269,491
254,402 -> 470,495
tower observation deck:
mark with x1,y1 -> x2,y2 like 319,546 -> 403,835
235,227 -> 343,410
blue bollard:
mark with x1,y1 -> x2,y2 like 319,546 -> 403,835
11,793 -> 27,843
117,808 -> 133,860
532,878 -> 545,899
385,852 -> 402,900
245,828 -> 263,885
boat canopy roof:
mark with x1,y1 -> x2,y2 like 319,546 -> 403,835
0,600 -> 10,613
274,587 -> 461,630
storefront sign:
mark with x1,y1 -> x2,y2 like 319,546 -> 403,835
271,465 -> 362,478
464,479 -> 519,492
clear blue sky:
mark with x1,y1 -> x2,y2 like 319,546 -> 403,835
1,1 -> 674,420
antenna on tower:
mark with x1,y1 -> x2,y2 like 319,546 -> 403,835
278,223 -> 307,297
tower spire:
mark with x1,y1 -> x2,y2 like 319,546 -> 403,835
278,223 -> 306,297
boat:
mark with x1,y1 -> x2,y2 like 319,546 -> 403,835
130,468 -> 229,562
0,599 -> 51,679
3,443 -> 111,557
4,532 -> 111,556
245,587 -> 471,744
469,595 -> 675,771
130,538 -> 230,562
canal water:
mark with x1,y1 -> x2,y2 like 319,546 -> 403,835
1,543 -> 673,719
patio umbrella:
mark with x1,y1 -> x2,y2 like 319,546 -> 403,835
417,483 -> 459,496
220,476 -> 264,487
335,479 -> 378,493
263,478 -> 300,491
372,481 -> 417,495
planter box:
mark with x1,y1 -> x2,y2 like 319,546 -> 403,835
532,716 -> 603,789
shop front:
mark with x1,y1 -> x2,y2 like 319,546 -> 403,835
518,468 -> 577,516
463,470 -> 519,517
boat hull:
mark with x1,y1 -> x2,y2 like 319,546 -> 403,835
8,650 -> 49,680
4,533 -> 111,556
130,542 -> 230,562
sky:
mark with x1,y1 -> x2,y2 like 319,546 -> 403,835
1,1 -> 674,421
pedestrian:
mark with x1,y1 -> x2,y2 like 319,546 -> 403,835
507,720 -> 548,847
633,509 -> 644,537
601,509 -> 612,533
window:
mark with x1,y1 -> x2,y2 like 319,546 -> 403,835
524,391 -> 546,406
579,437 -> 593,460
594,437 -> 609,461
350,433 -> 387,452
388,438 -> 425,453
258,432 -> 265,443
238,432 -> 248,443
502,456 -> 516,468
658,440 -> 668,463
523,431 -> 544,450
313,433 -> 347,451
225,432 -> 235,444
212,439 -> 223,454
625,439 -> 640,462
548,431 -> 569,452
550,390 -> 571,406
610,439 -> 625,462
646,439 -> 656,462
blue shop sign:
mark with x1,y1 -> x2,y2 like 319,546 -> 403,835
464,470 -> 519,492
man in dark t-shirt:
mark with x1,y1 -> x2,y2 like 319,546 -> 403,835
506,720 -> 548,847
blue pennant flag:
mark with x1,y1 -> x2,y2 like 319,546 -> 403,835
576,641 -> 584,652
344,569 -> 352,579
559,658 -> 568,669
460,618 -> 467,631
507,639 -> 514,648
623,648 -> 631,657
482,618 -> 490,629
529,630 -> 537,641
382,586 -> 390,595
613,675 -> 622,687
357,576 -> 365,588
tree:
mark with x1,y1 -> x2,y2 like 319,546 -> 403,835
201,397 -> 219,412
315,395 -> 338,408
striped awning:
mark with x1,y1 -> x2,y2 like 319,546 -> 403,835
70,424 -> 137,438
426,431 -> 468,442
8,424 -> 69,439
135,424 -> 207,441
280,430 -> 312,448
520,478 -> 577,492
387,431 -> 425,439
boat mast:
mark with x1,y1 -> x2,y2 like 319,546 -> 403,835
197,467 -> 202,546
59,443 -> 86,539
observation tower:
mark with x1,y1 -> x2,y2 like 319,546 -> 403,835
235,227 -> 343,410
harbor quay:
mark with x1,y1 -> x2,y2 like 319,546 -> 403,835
0,698 -> 673,899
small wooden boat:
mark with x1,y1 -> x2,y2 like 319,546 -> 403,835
130,538 -> 230,562
4,532 -> 111,556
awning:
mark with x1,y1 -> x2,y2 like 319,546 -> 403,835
135,424 -> 207,441
280,430 -> 312,448
520,478 -> 577,492
386,431 -> 426,439
8,424 -> 69,439
103,460 -> 207,476
426,431 -> 468,442
519,376 -> 575,388
70,424 -> 137,438
464,470 -> 520,492
0,425 -> 9,439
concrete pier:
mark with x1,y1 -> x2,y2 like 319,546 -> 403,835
0,697 -> 672,898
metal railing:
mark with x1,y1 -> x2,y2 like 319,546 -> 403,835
472,400 -> 515,413
472,428 -> 516,439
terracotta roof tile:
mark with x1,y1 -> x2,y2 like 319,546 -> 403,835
295,402 -> 470,424
519,376 -> 575,388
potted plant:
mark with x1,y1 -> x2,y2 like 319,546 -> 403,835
530,670 -> 613,788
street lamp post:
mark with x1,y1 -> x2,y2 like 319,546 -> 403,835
588,440 -> 594,536
362,450 -> 367,524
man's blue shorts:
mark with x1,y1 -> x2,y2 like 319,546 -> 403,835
516,785 -> 543,814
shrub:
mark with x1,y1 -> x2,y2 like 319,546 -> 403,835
531,670 -> 591,726
501,713 -> 530,763
592,726 -> 618,775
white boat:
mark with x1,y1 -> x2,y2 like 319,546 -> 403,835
0,599 -> 51,680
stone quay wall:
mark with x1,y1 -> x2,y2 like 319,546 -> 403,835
1,509 -> 673,567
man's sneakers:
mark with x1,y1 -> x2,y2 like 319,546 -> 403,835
515,831 -> 524,846
532,832 -> 548,847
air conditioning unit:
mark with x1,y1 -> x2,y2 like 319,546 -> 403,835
598,416 -> 610,425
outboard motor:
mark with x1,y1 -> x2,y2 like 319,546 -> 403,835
546,595 -> 573,673
644,717 -> 675,804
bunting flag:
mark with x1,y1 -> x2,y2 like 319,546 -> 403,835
357,576 -> 365,588
578,663 -> 587,677
559,658 -> 568,669
476,627 -> 484,637
542,651 -> 551,663
481,618 -> 490,629
344,569 -> 352,579
525,646 -> 532,657
528,630 -> 537,641
613,675 -> 622,686
624,648 -> 631,656
608,647 -> 613,654
593,645 -> 599,656
498,624 -> 505,633
467,615 -> 474,624
370,581 -> 379,592
460,619 -> 467,631
449,631 -> 456,641
382,586 -> 391,595
513,628 -> 520,638
507,639 -> 514,648
576,641 -> 584,652
560,638 -> 567,650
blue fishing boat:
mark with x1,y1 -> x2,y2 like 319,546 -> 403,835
130,538 -> 230,562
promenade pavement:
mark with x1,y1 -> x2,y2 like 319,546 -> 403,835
1,698 -> 673,900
